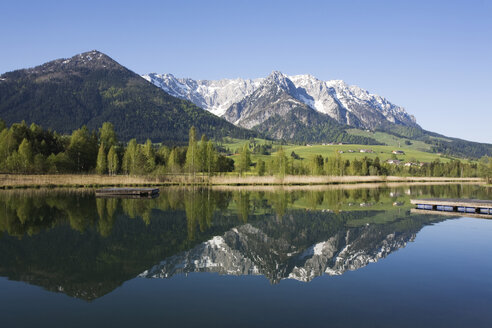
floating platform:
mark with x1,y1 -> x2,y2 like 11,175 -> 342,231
411,198 -> 492,218
95,188 -> 159,198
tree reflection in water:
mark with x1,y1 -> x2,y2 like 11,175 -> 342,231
0,183 -> 489,300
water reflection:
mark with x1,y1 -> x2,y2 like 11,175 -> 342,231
142,212 -> 436,283
0,184 -> 489,300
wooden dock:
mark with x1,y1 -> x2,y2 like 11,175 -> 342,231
411,198 -> 492,217
95,188 -> 160,198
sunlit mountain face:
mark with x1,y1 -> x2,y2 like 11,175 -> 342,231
0,184 -> 488,301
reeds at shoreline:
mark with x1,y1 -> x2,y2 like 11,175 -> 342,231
0,173 -> 483,189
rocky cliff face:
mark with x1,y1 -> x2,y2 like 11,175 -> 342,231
144,71 -> 418,131
142,73 -> 262,117
222,71 -> 316,129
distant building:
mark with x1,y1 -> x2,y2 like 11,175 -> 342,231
404,162 -> 417,167
387,159 -> 402,165
359,149 -> 374,153
392,150 -> 405,155
348,149 -> 355,153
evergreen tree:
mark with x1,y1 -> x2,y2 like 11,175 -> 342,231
143,139 -> 156,173
96,143 -> 108,174
134,145 -> 149,175
216,155 -> 234,172
256,159 -> 266,176
350,158 -> 362,175
311,155 -> 324,175
198,134 -> 208,172
205,140 -> 217,176
361,157 -> 369,176
33,153 -> 47,173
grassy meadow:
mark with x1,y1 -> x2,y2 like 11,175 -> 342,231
220,135 -> 462,166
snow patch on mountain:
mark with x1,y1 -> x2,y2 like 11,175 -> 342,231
142,73 -> 262,116
143,71 -> 418,129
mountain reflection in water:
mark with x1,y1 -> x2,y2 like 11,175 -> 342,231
0,184 -> 489,301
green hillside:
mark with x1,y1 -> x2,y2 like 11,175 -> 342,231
0,50 -> 255,143
347,129 -> 433,152
221,137 -> 460,165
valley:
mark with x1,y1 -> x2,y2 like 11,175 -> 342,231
0,50 -> 491,183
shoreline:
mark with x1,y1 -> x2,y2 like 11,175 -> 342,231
0,174 -> 484,189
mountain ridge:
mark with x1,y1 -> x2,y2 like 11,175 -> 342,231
144,70 -> 418,130
0,50 -> 256,143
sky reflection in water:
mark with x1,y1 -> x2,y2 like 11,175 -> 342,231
0,184 -> 491,327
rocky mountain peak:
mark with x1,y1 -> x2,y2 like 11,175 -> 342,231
1,50 -> 123,80
142,70 -> 419,140
263,70 -> 297,93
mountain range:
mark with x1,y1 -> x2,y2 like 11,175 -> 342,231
0,50 -> 490,157
144,70 -> 492,156
0,50 -> 254,143
143,71 -> 417,131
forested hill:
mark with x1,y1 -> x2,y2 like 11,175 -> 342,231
375,123 -> 492,159
0,50 -> 256,143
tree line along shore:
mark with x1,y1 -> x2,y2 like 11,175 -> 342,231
0,119 -> 491,187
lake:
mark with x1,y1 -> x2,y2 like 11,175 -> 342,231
0,184 -> 491,327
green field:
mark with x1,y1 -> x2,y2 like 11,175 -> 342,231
346,129 -> 433,152
280,144 -> 454,163
220,137 -> 459,165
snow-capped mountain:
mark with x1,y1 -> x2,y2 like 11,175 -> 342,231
223,71 -> 314,129
143,71 -> 417,130
142,73 -> 262,116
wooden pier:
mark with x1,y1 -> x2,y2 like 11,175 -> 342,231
411,198 -> 492,218
95,188 -> 160,198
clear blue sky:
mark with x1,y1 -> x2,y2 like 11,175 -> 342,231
1,0 -> 491,143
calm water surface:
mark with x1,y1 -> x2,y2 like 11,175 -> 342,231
0,184 -> 491,327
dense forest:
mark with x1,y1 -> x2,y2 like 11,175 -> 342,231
1,118 -> 491,181
377,123 -> 492,159
0,50 -> 255,143
254,107 -> 381,145
0,119 -> 233,175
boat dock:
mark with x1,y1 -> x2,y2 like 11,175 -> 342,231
411,198 -> 492,217
95,188 -> 160,198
